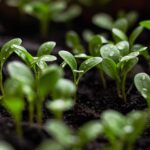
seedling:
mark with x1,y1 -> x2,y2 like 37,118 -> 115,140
7,61 -> 35,125
134,73 -> 150,110
101,110 -> 147,150
59,50 -> 103,86
23,1 -> 81,37
0,38 -> 22,95
38,119 -> 102,150
47,78 -> 76,119
93,11 -> 138,33
100,42 -> 146,102
112,26 -> 143,46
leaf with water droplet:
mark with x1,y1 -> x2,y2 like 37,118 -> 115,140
100,44 -> 120,62
0,38 -> 22,66
134,73 -> 150,99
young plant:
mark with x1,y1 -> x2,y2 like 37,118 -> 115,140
101,110 -> 147,150
23,1 -> 81,37
59,50 -> 103,86
93,11 -> 138,33
134,73 -> 150,110
100,41 -> 146,102
6,61 -> 35,126
38,119 -> 102,150
47,78 -> 76,119
0,38 -> 22,96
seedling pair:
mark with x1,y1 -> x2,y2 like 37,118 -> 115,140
100,41 -> 146,102
59,50 -> 102,86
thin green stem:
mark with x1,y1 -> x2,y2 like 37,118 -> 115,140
15,117 -> 22,138
0,67 -> 4,96
116,79 -> 122,98
99,69 -> 107,89
121,74 -> 127,103
40,18 -> 49,38
29,102 -> 34,126
36,100 -> 43,126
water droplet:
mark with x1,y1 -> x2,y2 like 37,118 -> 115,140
142,75 -> 146,80
124,125 -> 133,133
142,88 -> 147,92
110,51 -> 114,56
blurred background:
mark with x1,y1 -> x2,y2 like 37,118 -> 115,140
0,0 -> 149,48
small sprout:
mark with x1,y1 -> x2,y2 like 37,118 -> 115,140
101,110 -> 147,150
59,50 -> 102,85
45,120 -> 74,147
3,97 -> 24,137
7,61 -> 35,124
43,119 -> 102,150
47,78 -> 76,119
77,121 -> 103,146
100,42 -> 140,102
134,73 -> 150,110
37,65 -> 63,124
66,31 -> 84,54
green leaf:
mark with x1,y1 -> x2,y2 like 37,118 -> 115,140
78,121 -> 103,145
7,61 -> 34,86
102,110 -> 126,140
134,73 -> 150,99
45,120 -> 74,146
12,45 -> 33,66
59,50 -> 77,81
37,41 -> 56,56
38,65 -> 63,98
4,97 -> 24,121
52,79 -> 76,99
92,13 -> 113,30
47,99 -> 74,114
126,111 -> 147,142
66,31 -> 80,48
37,140 -> 63,150
114,18 -> 128,33
129,26 -> 143,46
100,44 -> 120,62
140,20 -> 150,30
121,57 -> 138,75
77,57 -> 102,83
66,31 -> 84,54
112,28 -> 128,42
0,38 -> 22,65
101,58 -> 118,80
120,52 -> 139,62
89,35 -> 102,56
116,41 -> 129,56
